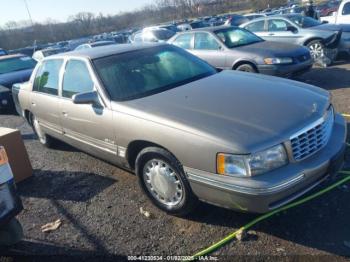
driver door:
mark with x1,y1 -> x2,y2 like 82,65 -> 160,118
264,18 -> 300,44
59,58 -> 117,162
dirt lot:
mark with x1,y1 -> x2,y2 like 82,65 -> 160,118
1,57 -> 350,261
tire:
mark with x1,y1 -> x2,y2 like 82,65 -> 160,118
0,218 -> 23,246
307,40 -> 325,61
235,63 -> 257,73
29,112 -> 53,148
135,147 -> 198,216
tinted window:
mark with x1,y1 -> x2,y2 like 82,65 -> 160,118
33,59 -> 63,95
62,60 -> 94,98
0,56 -> 36,74
268,19 -> 291,31
286,15 -> 321,28
215,28 -> 263,48
343,2 -> 350,15
172,34 -> 193,49
93,45 -> 216,101
245,20 -> 265,32
194,33 -> 220,50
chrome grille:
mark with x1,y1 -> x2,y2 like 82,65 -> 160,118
290,107 -> 334,161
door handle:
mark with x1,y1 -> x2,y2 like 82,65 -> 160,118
62,111 -> 68,117
31,102 -> 36,107
268,33 -> 275,36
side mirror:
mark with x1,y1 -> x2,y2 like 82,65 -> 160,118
72,91 -> 99,105
287,26 -> 298,33
322,20 -> 329,24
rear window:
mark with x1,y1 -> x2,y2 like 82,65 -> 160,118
93,45 -> 216,101
0,56 -> 36,74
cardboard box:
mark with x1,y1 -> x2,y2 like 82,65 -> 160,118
0,128 -> 32,183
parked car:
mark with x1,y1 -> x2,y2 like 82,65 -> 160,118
0,54 -> 37,110
32,48 -> 65,62
287,14 -> 350,55
224,14 -> 250,26
130,28 -> 176,43
75,41 -> 116,51
244,13 -> 267,21
168,26 -> 312,77
240,15 -> 342,60
0,48 -> 8,56
13,43 -> 346,215
0,146 -> 23,245
316,1 -> 340,17
321,0 -> 350,24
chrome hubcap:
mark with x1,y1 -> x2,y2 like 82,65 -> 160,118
143,159 -> 184,207
32,115 -> 46,143
309,43 -> 323,60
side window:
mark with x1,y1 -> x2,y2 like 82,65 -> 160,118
268,19 -> 290,31
194,33 -> 220,50
62,60 -> 94,98
33,59 -> 63,95
245,20 -> 265,32
343,3 -> 350,15
172,34 -> 193,49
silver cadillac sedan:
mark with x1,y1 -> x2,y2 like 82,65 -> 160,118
13,43 -> 346,216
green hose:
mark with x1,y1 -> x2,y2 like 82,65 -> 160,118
187,170 -> 350,261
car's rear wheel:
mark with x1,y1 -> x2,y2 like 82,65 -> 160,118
235,63 -> 257,73
29,112 -> 53,148
135,147 -> 197,216
307,40 -> 324,61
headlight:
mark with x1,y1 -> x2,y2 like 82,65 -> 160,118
217,144 -> 288,177
264,57 -> 293,65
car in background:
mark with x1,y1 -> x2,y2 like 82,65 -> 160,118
316,1 -> 340,17
321,0 -> 350,24
130,28 -> 176,43
13,43 -> 346,215
168,26 -> 312,77
244,13 -> 267,21
0,49 -> 8,56
240,15 -> 342,60
32,48 -> 65,62
0,146 -> 23,245
0,54 -> 37,110
224,14 -> 250,26
75,41 -> 116,51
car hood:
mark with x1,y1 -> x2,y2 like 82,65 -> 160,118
235,41 -> 309,57
313,23 -> 350,33
0,69 -> 33,89
119,71 -> 330,153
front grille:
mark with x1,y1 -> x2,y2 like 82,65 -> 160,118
296,53 -> 311,63
290,106 -> 334,161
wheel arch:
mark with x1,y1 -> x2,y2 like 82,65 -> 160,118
232,60 -> 259,72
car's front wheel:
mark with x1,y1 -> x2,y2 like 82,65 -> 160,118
29,112 -> 53,148
307,40 -> 324,61
235,63 -> 257,73
135,147 -> 197,216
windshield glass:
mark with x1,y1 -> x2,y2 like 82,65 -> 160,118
153,29 -> 175,40
93,45 -> 216,101
214,27 -> 263,48
286,15 -> 321,28
0,56 -> 36,74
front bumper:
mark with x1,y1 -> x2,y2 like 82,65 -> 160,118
185,113 -> 347,213
257,60 -> 313,78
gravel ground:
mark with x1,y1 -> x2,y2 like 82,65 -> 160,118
1,57 -> 350,261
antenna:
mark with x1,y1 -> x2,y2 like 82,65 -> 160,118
23,0 -> 34,27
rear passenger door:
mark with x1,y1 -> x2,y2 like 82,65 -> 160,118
30,59 -> 63,136
191,32 -> 226,69
59,58 -> 117,161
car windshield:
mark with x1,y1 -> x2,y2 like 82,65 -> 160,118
152,29 -> 175,40
93,45 -> 216,101
286,15 -> 322,28
214,27 -> 263,48
0,56 -> 36,74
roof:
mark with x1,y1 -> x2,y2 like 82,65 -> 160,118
50,43 -> 166,60
178,25 -> 239,33
0,54 -> 26,61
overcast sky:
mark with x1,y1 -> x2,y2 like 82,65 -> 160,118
0,0 -> 152,26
